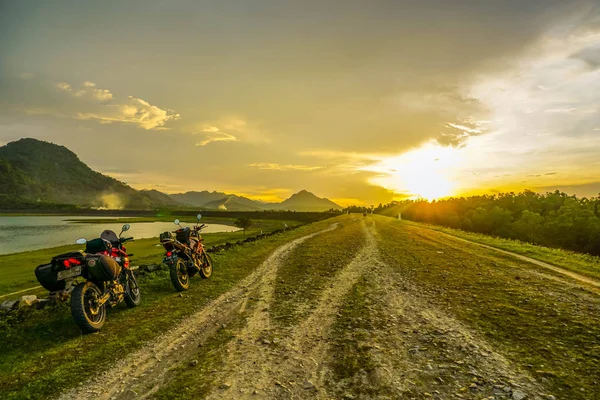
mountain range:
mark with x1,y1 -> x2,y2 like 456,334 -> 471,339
0,138 -> 342,212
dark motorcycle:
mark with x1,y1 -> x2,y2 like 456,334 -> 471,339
160,214 -> 212,291
34,224 -> 141,333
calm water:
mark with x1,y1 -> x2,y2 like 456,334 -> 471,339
0,216 -> 240,255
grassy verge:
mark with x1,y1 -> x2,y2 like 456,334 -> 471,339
271,216 -> 365,327
0,219 -> 299,295
152,303 -> 251,399
374,216 -> 600,400
0,217 -> 337,400
402,219 -> 600,280
327,276 -> 388,399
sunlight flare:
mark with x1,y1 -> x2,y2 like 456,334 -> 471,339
364,143 -> 460,200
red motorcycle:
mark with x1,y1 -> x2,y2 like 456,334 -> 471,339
160,214 -> 213,291
34,224 -> 141,333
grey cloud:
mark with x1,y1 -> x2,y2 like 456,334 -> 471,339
571,43 -> 600,69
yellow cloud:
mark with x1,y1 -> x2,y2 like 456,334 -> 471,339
195,126 -> 238,146
56,82 -> 72,91
77,96 -> 180,130
248,163 -> 324,171
56,80 -> 114,102
192,116 -> 269,146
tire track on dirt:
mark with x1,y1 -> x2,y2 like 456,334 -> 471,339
206,219 -> 379,399
354,258 -> 548,399
56,223 -> 338,400
411,224 -> 600,289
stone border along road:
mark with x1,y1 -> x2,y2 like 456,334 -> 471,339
56,223 -> 339,400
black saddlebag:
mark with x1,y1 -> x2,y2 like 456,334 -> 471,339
35,251 -> 85,292
86,255 -> 121,281
85,238 -> 112,254
35,263 -> 66,292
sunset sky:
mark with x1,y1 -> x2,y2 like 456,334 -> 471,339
1,0 -> 600,206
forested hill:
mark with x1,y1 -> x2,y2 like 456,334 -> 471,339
0,138 -> 342,212
0,138 -> 167,209
377,191 -> 600,255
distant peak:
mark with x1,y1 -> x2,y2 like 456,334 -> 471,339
293,189 -> 314,197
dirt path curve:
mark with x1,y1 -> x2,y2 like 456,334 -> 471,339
205,219 -> 380,399
416,226 -> 600,288
56,223 -> 338,400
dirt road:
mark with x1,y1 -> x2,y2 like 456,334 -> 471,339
58,223 -> 339,400
57,217 -> 576,399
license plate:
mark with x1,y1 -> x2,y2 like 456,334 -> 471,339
57,265 -> 82,280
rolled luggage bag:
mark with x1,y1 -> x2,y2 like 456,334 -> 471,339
86,255 -> 121,281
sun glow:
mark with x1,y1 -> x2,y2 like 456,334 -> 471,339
365,143 -> 460,200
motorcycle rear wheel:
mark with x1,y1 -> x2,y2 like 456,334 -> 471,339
199,252 -> 212,279
71,282 -> 106,333
169,258 -> 190,291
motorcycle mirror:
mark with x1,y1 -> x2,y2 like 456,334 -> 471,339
76,238 -> 87,245
197,214 -> 202,221
174,219 -> 180,225
119,223 -> 131,237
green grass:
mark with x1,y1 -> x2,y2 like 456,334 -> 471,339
270,215 -> 365,327
0,218 -> 336,400
0,219 -> 300,296
152,305 -> 251,399
374,215 -> 600,400
403,219 -> 600,280
327,276 -> 388,399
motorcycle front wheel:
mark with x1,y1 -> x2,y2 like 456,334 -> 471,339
199,252 -> 212,279
71,282 -> 106,333
123,270 -> 141,308
169,258 -> 190,291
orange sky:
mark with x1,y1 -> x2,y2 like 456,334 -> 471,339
1,1 -> 600,205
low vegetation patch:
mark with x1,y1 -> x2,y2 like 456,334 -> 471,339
271,216 -> 365,327
327,276 -> 389,398
406,219 -> 600,280
153,310 -> 250,400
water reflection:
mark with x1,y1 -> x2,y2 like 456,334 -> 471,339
0,216 -> 239,255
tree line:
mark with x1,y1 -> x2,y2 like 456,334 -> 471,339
375,190 -> 600,256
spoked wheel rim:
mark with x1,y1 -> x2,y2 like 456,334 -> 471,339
84,285 -> 105,323
177,260 -> 190,286
200,252 -> 212,278
202,255 -> 212,275
128,274 -> 140,298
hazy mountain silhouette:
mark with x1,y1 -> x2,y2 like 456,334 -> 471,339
169,190 -> 341,211
266,189 -> 342,211
0,138 -> 342,211
0,138 -> 169,209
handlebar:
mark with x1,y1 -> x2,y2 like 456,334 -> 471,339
121,237 -> 134,243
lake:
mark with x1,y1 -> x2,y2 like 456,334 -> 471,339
0,216 -> 240,255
